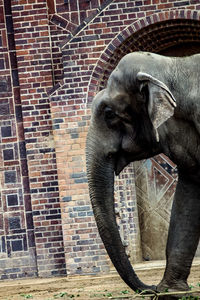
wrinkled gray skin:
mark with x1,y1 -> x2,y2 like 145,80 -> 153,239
86,52 -> 200,296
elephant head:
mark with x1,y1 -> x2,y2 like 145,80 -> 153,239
86,52 -> 177,292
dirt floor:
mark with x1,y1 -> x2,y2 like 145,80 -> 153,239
0,260 -> 199,300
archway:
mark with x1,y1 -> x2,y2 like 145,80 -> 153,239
88,14 -> 200,261
98,18 -> 200,90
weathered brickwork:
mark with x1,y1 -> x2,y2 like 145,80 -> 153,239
11,0 -> 67,277
0,0 -> 200,279
0,0 -> 66,278
0,0 -> 37,279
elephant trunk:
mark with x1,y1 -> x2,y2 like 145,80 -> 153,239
86,135 -> 156,292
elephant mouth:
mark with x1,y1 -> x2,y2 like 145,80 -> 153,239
114,151 -> 147,175
115,155 -> 128,175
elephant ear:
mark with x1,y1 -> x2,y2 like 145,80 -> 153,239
137,72 -> 176,142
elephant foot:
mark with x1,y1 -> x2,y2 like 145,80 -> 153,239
157,279 -> 190,299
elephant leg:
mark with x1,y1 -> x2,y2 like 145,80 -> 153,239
157,172 -> 200,293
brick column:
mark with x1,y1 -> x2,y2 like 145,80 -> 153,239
12,0 -> 66,277
0,0 -> 39,279
49,86 -> 110,274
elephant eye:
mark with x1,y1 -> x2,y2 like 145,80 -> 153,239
104,107 -> 116,120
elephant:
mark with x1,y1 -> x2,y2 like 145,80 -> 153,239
86,51 -> 200,296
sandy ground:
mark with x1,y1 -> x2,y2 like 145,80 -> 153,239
0,260 -> 199,300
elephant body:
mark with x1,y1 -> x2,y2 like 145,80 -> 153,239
86,52 -> 200,296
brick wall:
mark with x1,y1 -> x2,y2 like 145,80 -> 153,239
11,0 -> 67,277
0,0 -> 37,279
0,0 -> 66,278
0,0 -> 200,279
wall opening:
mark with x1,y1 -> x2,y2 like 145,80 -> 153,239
97,18 -> 200,90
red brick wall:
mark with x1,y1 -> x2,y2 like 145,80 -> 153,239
0,0 -> 66,278
0,0 -> 200,279
11,0 -> 67,277
0,0 -> 38,279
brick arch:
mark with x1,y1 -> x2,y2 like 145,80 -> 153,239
87,9 -> 200,103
